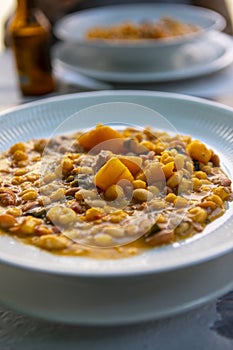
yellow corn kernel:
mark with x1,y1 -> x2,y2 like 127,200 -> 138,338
140,141 -> 155,151
20,188 -> 34,196
174,196 -> 188,208
156,214 -> 166,223
22,190 -> 38,201
153,143 -> 166,154
109,215 -> 124,223
162,161 -> 174,179
11,176 -> 24,185
147,185 -> 161,195
132,180 -> 147,189
195,171 -> 208,179
150,199 -> 166,210
103,226 -> 125,237
108,210 -> 127,223
201,179 -> 211,185
206,194 -> 223,206
188,207 -> 207,223
94,233 -> 113,246
62,157 -> 73,174
14,168 -> 28,176
213,186 -> 230,200
105,184 -> 124,200
166,193 -> 177,203
18,217 -> 42,235
160,152 -> 174,164
167,171 -> 182,188
192,177 -> 202,190
6,207 -> 22,217
133,189 -> 153,202
85,207 -> 104,221
26,173 -> 40,182
200,185 -> 211,192
175,222 -> 190,235
36,235 -> 69,250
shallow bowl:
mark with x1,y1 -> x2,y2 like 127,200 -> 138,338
54,4 -> 226,69
0,91 -> 232,324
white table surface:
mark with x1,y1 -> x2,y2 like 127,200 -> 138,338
1,47 -> 233,110
54,55 -> 233,102
0,48 -> 233,350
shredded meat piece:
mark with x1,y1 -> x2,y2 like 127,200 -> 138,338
145,229 -> 174,245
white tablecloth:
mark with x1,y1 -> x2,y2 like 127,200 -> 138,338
0,297 -> 233,350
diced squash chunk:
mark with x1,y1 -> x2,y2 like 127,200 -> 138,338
78,125 -> 123,151
186,140 -> 211,164
118,156 -> 142,175
94,157 -> 134,191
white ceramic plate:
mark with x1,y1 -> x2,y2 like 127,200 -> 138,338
54,4 -> 225,69
52,31 -> 233,83
0,91 -> 233,324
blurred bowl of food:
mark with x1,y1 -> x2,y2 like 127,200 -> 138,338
54,3 -> 226,68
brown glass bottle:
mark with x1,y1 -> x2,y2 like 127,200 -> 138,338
10,0 -> 55,96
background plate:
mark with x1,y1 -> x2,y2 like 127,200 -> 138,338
53,31 -> 233,83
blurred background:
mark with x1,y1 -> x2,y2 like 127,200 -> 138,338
0,0 -> 233,52
0,0 -> 15,52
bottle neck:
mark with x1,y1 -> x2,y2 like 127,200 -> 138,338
17,0 -> 36,13
12,0 -> 51,33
